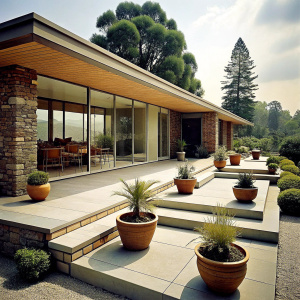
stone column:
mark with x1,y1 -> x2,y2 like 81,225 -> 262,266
0,65 -> 38,196
169,110 -> 181,158
202,112 -> 218,153
227,122 -> 233,150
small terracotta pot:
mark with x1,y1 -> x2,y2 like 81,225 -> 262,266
268,167 -> 277,174
229,154 -> 241,166
233,186 -> 258,202
116,212 -> 158,251
177,152 -> 186,161
195,243 -> 249,294
252,150 -> 260,160
27,183 -> 50,201
174,178 -> 197,194
214,160 -> 226,169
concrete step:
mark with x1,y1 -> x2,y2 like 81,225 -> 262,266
215,171 -> 280,183
70,225 -> 277,300
158,176 -> 270,220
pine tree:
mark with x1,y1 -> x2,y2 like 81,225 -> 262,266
221,38 -> 258,122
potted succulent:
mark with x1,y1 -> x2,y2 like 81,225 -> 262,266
113,178 -> 159,251
268,163 -> 278,174
212,146 -> 228,169
176,139 -> 187,161
251,149 -> 261,160
233,172 -> 258,202
174,162 -> 196,194
227,150 -> 241,166
194,205 -> 249,294
27,171 -> 50,201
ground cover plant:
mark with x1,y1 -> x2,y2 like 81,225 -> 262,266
279,159 -> 295,168
14,248 -> 51,282
280,171 -> 294,178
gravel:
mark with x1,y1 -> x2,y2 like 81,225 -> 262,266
0,255 -> 127,300
275,214 -> 300,300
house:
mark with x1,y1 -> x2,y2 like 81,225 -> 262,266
0,13 -> 252,196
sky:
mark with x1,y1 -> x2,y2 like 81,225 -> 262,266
1,0 -> 299,115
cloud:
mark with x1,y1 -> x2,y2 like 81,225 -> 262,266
259,54 -> 300,82
271,33 -> 300,54
255,0 -> 300,25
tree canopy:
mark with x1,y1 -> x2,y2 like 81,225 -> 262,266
91,1 -> 204,97
221,37 -> 258,122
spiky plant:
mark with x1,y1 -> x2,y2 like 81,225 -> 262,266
113,179 -> 158,218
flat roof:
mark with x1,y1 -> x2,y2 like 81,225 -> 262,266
0,13 -> 252,125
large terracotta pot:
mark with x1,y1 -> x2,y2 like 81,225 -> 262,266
233,186 -> 258,202
27,183 -> 50,201
214,160 -> 226,169
116,212 -> 158,251
229,154 -> 241,166
195,243 -> 249,295
252,150 -> 260,160
174,178 -> 197,194
177,152 -> 186,161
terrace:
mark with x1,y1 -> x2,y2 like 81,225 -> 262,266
0,157 -> 280,299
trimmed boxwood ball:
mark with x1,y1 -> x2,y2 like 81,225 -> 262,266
277,175 -> 300,191
27,171 -> 49,185
278,188 -> 300,216
279,159 -> 295,168
14,248 -> 51,282
280,171 -> 295,178
280,165 -> 300,176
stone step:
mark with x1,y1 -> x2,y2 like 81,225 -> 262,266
70,225 -> 277,300
157,176 -> 270,220
215,171 -> 280,183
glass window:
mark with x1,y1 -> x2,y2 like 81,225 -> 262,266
148,105 -> 159,161
134,101 -> 146,163
37,99 -> 48,141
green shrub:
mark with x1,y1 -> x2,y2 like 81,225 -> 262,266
279,159 -> 295,168
277,175 -> 300,191
280,165 -> 300,176
195,145 -> 209,158
279,136 -> 300,165
176,162 -> 195,179
268,163 -> 278,170
280,171 -> 294,178
27,171 -> 49,185
277,189 -> 300,216
237,146 -> 249,154
258,138 -> 272,152
96,133 -> 114,149
266,156 -> 281,166
14,248 -> 51,282
235,172 -> 256,188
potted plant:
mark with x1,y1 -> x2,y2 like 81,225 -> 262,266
227,150 -> 241,166
268,163 -> 278,174
194,205 -> 249,294
212,146 -> 228,169
174,162 -> 196,194
233,172 -> 258,202
251,149 -> 261,160
113,178 -> 159,251
27,171 -> 50,201
177,139 -> 187,161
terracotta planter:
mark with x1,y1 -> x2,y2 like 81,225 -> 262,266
233,186 -> 258,202
268,167 -> 277,174
174,178 -> 197,194
214,160 -> 226,169
195,243 -> 249,295
27,183 -> 50,201
229,154 -> 241,166
116,212 -> 158,251
177,152 -> 186,161
252,150 -> 260,160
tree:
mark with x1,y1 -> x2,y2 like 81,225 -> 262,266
252,101 -> 269,138
267,100 -> 282,131
221,38 -> 258,122
91,1 -> 204,97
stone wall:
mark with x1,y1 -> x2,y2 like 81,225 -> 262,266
0,224 -> 47,257
169,110 -> 181,158
0,65 -> 38,196
202,112 -> 218,153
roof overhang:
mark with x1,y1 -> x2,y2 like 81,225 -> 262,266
0,13 -> 252,125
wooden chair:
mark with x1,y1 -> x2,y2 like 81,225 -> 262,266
42,147 -> 64,173
66,144 -> 83,171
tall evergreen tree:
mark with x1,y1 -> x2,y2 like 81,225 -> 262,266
91,1 -> 204,97
221,38 -> 258,121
